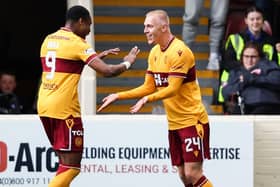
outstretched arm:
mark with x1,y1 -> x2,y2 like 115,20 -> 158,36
88,46 -> 140,77
96,93 -> 118,112
130,76 -> 184,113
97,74 -> 156,112
97,48 -> 120,59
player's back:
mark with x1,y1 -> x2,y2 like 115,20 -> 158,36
37,28 -> 88,119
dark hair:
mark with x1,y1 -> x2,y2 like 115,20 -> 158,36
245,6 -> 264,18
66,5 -> 90,22
241,41 -> 264,59
0,70 -> 16,80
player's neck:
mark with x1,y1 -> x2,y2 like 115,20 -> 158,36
63,23 -> 72,30
160,34 -> 174,51
61,26 -> 71,32
64,21 -> 75,32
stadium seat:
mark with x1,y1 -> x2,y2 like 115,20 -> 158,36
224,11 -> 247,40
229,0 -> 254,11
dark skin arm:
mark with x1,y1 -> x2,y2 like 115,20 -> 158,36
88,46 -> 140,77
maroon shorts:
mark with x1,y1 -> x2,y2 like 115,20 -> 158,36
40,116 -> 83,152
168,122 -> 210,166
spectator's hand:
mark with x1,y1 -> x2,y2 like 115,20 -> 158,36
97,93 -> 119,112
123,46 -> 140,66
276,43 -> 280,53
130,96 -> 148,114
250,68 -> 261,75
221,81 -> 228,88
98,48 -> 120,59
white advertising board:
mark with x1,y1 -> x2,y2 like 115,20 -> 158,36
0,115 -> 253,187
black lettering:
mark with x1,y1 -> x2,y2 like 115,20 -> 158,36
35,147 -> 45,171
46,148 -> 58,172
212,148 -> 219,159
236,148 -> 240,159
210,147 -> 241,160
15,143 -> 34,172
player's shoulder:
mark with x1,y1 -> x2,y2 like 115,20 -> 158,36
173,38 -> 189,50
46,29 -> 86,44
171,38 -> 194,57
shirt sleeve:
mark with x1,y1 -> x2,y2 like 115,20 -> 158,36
147,76 -> 184,102
75,39 -> 98,63
118,73 -> 156,99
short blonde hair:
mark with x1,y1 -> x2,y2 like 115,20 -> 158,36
146,9 -> 170,26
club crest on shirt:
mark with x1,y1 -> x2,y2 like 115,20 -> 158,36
177,50 -> 183,56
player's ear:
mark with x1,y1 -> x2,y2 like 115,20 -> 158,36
161,24 -> 168,32
78,18 -> 84,25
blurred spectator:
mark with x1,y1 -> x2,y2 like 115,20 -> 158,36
218,6 -> 280,112
222,42 -> 280,114
182,0 -> 229,70
222,6 -> 279,71
0,71 -> 23,114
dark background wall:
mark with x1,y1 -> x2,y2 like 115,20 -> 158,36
0,0 -> 67,113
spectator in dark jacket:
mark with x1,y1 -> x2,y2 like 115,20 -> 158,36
0,71 -> 23,114
218,6 -> 280,113
222,42 -> 280,114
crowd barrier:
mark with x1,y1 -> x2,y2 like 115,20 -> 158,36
0,115 -> 279,187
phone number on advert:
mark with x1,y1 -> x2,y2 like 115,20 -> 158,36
0,177 -> 50,185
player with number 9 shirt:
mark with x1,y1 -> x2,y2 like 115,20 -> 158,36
37,5 -> 139,187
